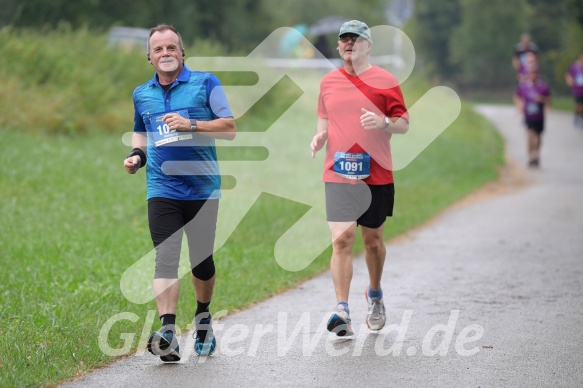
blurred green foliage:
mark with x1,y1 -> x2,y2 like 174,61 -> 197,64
0,0 -> 385,53
0,27 -> 240,134
0,26 -> 148,134
407,0 -> 583,94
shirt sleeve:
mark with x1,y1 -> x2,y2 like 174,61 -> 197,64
206,74 -> 234,119
569,63 -> 576,77
386,84 -> 409,121
133,97 -> 146,133
515,82 -> 523,98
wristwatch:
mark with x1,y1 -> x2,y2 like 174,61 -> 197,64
189,119 -> 197,132
383,115 -> 390,129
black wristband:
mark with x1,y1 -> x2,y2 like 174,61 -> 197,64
127,148 -> 147,168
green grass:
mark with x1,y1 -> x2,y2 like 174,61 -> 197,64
0,28 -> 504,387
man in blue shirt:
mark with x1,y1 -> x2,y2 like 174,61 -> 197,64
124,24 -> 235,361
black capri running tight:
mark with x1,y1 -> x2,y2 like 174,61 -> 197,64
148,198 -> 218,279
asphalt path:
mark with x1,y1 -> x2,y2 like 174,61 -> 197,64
63,105 -> 583,387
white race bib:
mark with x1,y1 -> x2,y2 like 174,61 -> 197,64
149,109 -> 192,147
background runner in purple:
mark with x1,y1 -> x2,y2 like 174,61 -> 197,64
514,68 -> 551,167
565,52 -> 583,128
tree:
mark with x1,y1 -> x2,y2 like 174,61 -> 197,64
449,0 -> 528,86
567,0 -> 583,26
406,0 -> 461,80
1,0 -> 164,33
0,0 -> 387,54
525,0 -> 568,53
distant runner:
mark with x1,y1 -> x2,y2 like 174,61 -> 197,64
512,33 -> 540,81
565,52 -> 583,129
514,68 -> 551,167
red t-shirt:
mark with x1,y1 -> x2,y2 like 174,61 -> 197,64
318,66 -> 408,185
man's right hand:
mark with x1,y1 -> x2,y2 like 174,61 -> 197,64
124,155 -> 141,174
311,132 -> 328,158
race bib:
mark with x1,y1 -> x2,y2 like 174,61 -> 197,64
526,102 -> 540,115
333,152 -> 370,180
575,73 -> 583,87
149,109 -> 193,147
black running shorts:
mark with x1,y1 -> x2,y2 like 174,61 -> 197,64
325,182 -> 395,229
525,119 -> 544,134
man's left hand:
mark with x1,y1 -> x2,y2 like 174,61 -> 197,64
360,108 -> 384,130
163,113 -> 190,132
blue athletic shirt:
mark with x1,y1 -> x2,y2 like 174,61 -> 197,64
133,65 -> 233,200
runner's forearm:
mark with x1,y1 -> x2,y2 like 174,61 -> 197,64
193,117 -> 236,140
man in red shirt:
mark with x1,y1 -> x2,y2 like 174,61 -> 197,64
311,20 -> 409,336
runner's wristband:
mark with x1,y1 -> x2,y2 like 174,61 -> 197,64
127,148 -> 147,168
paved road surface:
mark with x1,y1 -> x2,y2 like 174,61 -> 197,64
63,105 -> 583,387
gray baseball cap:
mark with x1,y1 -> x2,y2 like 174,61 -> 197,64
338,20 -> 372,42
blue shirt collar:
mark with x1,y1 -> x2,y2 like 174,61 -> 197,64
148,65 -> 192,87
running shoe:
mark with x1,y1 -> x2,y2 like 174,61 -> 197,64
194,314 -> 216,356
147,330 -> 181,362
326,305 -> 354,337
365,289 -> 386,330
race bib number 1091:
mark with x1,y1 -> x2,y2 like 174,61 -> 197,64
333,152 -> 370,180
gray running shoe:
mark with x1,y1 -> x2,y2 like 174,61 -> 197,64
365,289 -> 386,330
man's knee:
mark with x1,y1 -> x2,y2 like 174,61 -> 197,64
154,262 -> 179,279
154,244 -> 181,278
362,232 -> 384,254
365,240 -> 384,256
332,229 -> 356,252
191,256 -> 215,281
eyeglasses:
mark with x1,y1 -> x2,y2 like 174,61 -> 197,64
339,35 -> 361,43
